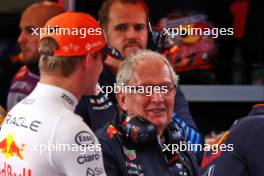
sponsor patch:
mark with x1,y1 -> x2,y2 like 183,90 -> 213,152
0,134 -> 25,160
75,131 -> 95,145
123,146 -> 136,161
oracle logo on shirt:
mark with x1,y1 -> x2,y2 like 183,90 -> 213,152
5,114 -> 41,132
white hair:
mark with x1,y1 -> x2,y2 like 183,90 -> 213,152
116,50 -> 179,86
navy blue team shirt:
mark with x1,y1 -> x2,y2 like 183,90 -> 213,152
201,104 -> 264,176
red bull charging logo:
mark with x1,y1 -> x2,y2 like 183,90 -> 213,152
0,134 -> 25,160
0,134 -> 31,176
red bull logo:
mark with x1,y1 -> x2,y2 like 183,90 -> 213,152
0,134 -> 25,160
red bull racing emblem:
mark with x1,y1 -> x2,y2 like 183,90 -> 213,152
0,134 -> 25,160
0,134 -> 32,176
106,124 -> 120,139
201,131 -> 230,168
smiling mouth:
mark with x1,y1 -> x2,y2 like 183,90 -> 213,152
147,109 -> 166,113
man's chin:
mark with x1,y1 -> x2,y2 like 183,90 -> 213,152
148,116 -> 168,127
124,47 -> 142,57
22,54 -> 39,64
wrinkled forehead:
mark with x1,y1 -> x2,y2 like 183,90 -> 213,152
108,2 -> 148,26
130,59 -> 173,85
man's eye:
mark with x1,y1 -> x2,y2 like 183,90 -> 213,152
25,27 -> 35,35
115,25 -> 127,32
134,24 -> 146,32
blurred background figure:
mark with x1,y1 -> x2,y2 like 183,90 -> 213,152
6,1 -> 64,111
0,105 -> 7,129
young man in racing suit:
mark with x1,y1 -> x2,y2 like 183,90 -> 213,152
0,12 -> 108,176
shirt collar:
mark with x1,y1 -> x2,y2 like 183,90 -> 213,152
35,82 -> 78,111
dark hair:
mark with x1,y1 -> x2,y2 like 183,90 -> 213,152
98,0 -> 149,30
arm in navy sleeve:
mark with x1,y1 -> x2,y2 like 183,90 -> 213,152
173,111 -> 204,164
96,129 -> 125,176
174,86 -> 197,129
209,117 -> 264,175
201,117 -> 264,176
75,96 -> 91,127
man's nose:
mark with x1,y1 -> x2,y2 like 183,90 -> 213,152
150,91 -> 165,103
17,31 -> 27,44
126,27 -> 139,39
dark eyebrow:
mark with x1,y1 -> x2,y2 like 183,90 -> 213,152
134,23 -> 146,30
114,23 -> 146,29
23,26 -> 37,35
24,26 -> 36,30
134,23 -> 146,26
114,23 -> 128,29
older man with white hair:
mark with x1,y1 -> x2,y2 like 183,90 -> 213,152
96,50 -> 199,176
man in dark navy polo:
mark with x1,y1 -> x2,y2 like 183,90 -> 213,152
201,104 -> 264,175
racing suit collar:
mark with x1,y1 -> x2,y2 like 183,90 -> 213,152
35,83 -> 78,111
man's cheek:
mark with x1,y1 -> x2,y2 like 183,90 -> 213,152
142,33 -> 148,47
166,99 -> 174,118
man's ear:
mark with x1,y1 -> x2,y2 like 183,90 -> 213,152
116,92 -> 127,111
102,28 -> 108,43
84,54 -> 93,69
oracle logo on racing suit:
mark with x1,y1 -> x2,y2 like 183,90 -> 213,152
5,115 -> 41,132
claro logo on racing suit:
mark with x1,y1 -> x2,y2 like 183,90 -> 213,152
77,152 -> 100,164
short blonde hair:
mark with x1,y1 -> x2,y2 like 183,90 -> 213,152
39,37 -> 85,77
